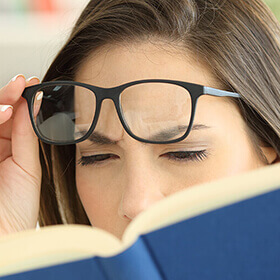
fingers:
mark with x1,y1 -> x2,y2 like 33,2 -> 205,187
0,105 -> 13,125
25,76 -> 40,87
10,76 -> 42,180
0,74 -> 26,105
25,77 -> 41,118
0,74 -> 25,128
0,75 -> 40,140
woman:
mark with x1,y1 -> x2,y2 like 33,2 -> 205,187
0,0 -> 279,240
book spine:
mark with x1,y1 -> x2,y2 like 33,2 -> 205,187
96,236 -> 164,280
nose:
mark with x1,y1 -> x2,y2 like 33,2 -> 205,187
118,152 -> 165,220
98,99 -> 166,220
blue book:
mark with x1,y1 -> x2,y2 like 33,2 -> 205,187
0,163 -> 279,279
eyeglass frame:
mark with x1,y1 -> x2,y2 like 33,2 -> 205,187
22,79 -> 241,145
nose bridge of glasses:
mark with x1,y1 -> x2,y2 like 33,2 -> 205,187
93,85 -> 124,103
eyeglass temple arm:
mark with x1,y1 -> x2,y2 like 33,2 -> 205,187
203,86 -> 241,98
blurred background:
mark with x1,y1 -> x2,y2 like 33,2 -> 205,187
0,0 -> 279,86
0,0 -> 89,85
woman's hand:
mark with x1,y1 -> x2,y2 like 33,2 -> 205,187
0,75 -> 42,235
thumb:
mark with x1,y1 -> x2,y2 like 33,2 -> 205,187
12,77 -> 42,182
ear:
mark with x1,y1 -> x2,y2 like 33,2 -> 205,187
260,146 -> 280,165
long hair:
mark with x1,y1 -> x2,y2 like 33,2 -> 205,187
38,0 -> 280,226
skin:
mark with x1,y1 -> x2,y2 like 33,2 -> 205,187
74,41 -> 279,240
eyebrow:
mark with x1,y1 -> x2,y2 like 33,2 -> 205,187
75,124 -> 211,145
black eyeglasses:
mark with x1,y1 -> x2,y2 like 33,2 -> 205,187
22,79 -> 241,145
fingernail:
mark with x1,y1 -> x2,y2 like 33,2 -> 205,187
10,74 -> 25,83
26,76 -> 40,82
1,105 -> 13,112
36,91 -> 43,101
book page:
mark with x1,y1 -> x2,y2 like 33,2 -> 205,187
122,163 -> 280,246
0,224 -> 122,276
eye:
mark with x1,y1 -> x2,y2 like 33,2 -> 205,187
77,149 -> 208,167
162,150 -> 208,162
77,154 -> 118,167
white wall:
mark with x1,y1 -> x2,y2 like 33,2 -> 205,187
0,0 -> 89,86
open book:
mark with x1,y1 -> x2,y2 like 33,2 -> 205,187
0,163 -> 280,279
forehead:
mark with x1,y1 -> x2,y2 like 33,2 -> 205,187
75,41 -> 222,89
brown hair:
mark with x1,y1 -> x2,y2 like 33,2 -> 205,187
38,0 -> 280,227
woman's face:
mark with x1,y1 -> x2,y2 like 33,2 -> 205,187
74,42 -> 277,240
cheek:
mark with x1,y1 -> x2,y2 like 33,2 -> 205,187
75,164 -> 121,225
194,97 -> 263,173
75,166 -> 102,212
202,130 -> 262,178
